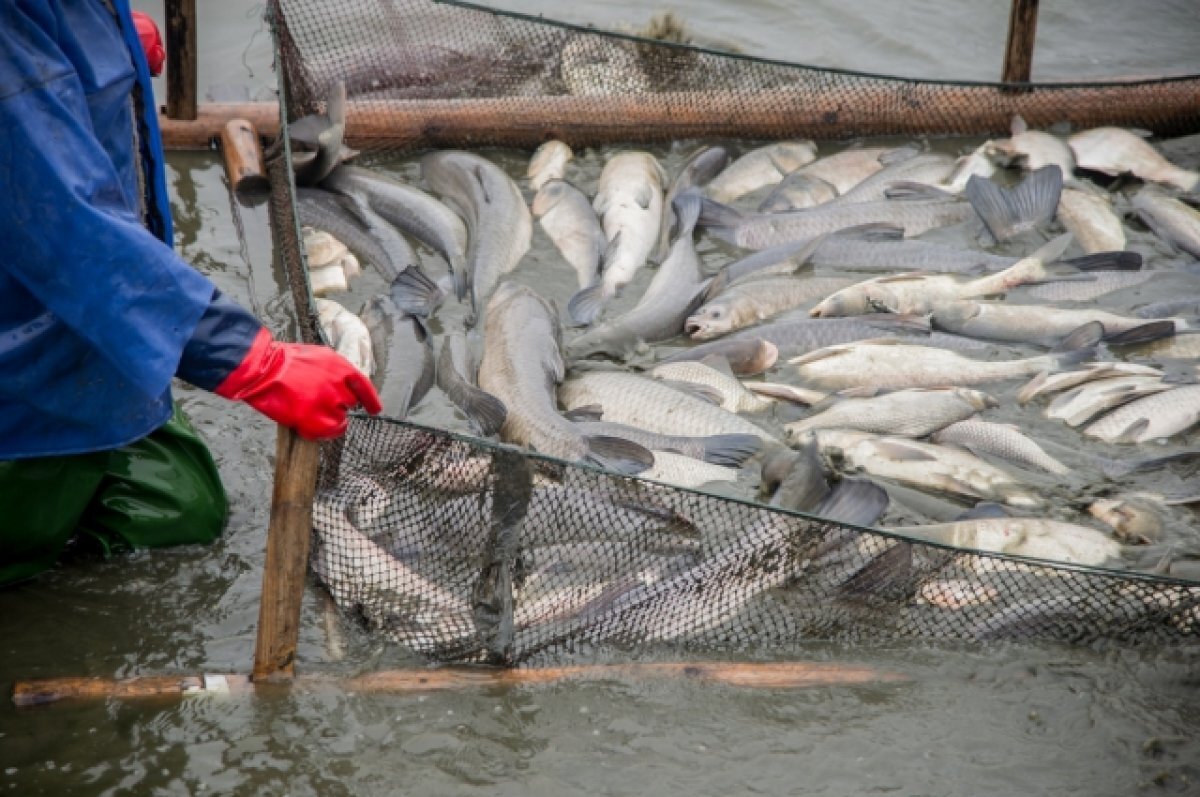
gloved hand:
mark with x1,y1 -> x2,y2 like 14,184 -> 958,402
214,328 -> 382,440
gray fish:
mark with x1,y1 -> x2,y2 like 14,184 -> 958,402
655,145 -> 730,262
726,314 -> 933,357
1084,384 -> 1200,443
1136,298 -> 1200,318
930,419 -> 1070,475
532,179 -> 606,290
932,300 -> 1193,348
567,193 -> 707,359
687,275 -> 854,339
810,232 -> 1016,274
1131,186 -> 1200,259
360,294 -> 434,419
706,141 -> 818,203
785,387 -> 996,439
570,418 -> 761,467
658,337 -> 779,377
296,187 -> 410,279
758,173 -> 839,212
421,151 -> 532,313
1012,270 -> 1157,302
477,284 -> 652,472
323,165 -> 468,290
290,81 -> 356,187
964,165 -> 1063,242
436,332 -> 507,437
1069,127 -> 1200,191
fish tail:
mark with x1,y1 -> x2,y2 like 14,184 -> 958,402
1103,320 -> 1177,346
697,197 -> 745,243
389,265 -> 445,318
583,435 -> 655,475
672,188 -> 705,238
965,165 -> 1063,241
698,433 -> 762,467
1059,251 -> 1142,272
815,478 -> 890,527
567,283 -> 610,326
1049,321 -> 1103,368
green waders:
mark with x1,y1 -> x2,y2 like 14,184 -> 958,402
0,404 -> 228,586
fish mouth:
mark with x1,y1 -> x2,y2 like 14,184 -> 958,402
684,318 -> 706,337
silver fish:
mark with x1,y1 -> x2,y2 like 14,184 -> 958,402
421,151 -> 532,313
758,173 -> 839,212
296,187 -> 413,279
360,294 -> 434,418
687,275 -> 854,338
887,517 -> 1121,567
527,140 -> 573,191
658,337 -> 780,376
1084,384 -> 1200,443
722,313 -> 933,356
1069,127 -> 1199,191
930,420 -> 1070,475
932,300 -> 1193,348
706,141 -> 817,203
1046,376 -> 1174,427
810,233 -> 1017,274
824,151 -> 957,206
1131,185 -> 1200,259
532,179 -> 606,290
984,115 -> 1075,174
640,451 -> 740,490
1016,362 -> 1164,404
650,359 -> 775,414
759,146 -> 896,210
655,145 -> 729,261
1012,270 -> 1157,302
1057,185 -> 1126,253
570,420 -> 761,467
1088,498 -> 1164,545
785,387 -> 995,439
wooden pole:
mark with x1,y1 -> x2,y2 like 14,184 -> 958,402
13,661 -> 908,706
1001,0 -> 1040,83
164,0 -> 198,120
251,428 -> 321,682
220,118 -> 269,193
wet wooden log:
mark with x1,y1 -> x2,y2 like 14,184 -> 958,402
157,78 -> 1200,151
164,0 -> 198,120
12,661 -> 908,706
219,118 -> 269,193
1002,0 -> 1040,84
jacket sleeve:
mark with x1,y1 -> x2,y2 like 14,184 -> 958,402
0,4 -> 217,401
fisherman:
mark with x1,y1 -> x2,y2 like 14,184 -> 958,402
0,1 -> 382,586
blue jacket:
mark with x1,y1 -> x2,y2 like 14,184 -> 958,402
0,0 -> 260,459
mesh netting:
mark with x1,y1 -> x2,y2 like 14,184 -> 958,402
263,0 -> 1200,661
271,0 -> 1200,153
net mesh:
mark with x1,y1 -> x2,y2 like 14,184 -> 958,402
263,0 -> 1200,662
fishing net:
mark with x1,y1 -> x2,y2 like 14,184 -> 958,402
263,0 -> 1200,662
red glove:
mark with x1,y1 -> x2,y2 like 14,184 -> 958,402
215,328 -> 382,440
131,11 -> 166,77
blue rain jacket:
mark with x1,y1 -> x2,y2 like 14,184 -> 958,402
0,0 -> 261,459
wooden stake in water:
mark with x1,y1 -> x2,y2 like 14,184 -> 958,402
1002,0 -> 1040,83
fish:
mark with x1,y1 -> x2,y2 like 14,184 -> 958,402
1083,384 -> 1200,443
983,115 -> 1075,174
296,187 -> 413,280
932,300 -> 1191,348
532,179 -> 606,290
559,371 -> 775,443
649,359 -> 775,414
569,151 -> 668,324
1088,498 -> 1164,545
687,275 -> 854,338
699,189 -> 977,250
316,298 -> 373,377
436,332 -> 507,437
1136,298 -> 1200,319
303,227 -> 359,295
930,420 -> 1070,475
421,151 -> 533,313
360,293 -> 435,419
787,322 -> 1100,391
289,81 -> 357,187
1011,270 -> 1157,302
1068,127 -> 1199,191
568,418 -> 762,466
322,165 -> 468,289
758,146 -> 896,211
1046,376 -> 1175,427
658,337 -> 779,376
1056,185 -> 1126,253
640,451 -> 740,489
940,142 -> 999,193
705,141 -> 818,203
758,173 -> 839,212
806,429 -> 1043,508
476,283 -> 652,472
964,165 -> 1063,242
527,140 -> 573,190
886,517 -> 1122,567
707,313 -> 933,357
1131,186 -> 1200,259
784,387 -> 996,439
809,231 -> 1016,274
1016,362 -> 1164,404
809,233 -> 1073,317
655,145 -> 729,261
1119,333 -> 1200,360
824,150 -> 957,206
566,192 -> 707,358
744,381 -> 829,407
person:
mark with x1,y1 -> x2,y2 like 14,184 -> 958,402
0,0 -> 382,586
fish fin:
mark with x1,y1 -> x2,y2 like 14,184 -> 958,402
1098,448 -> 1200,477
831,222 -> 906,242
878,146 -> 921,166
600,230 -> 623,269
699,434 -> 763,467
1010,115 -> 1028,135
955,502 -> 1012,521
966,165 -> 1063,241
872,440 -> 938,462
697,197 -> 745,238
1016,370 -> 1052,405
1058,251 -> 1143,271
864,313 -> 932,333
815,478 -> 890,528
472,165 -> 493,204
1029,231 -> 1075,267
658,379 -> 724,405
1050,321 -> 1103,367
436,338 -> 507,437
567,284 -> 608,327
1111,418 -> 1150,445
883,182 -> 957,201
1104,320 -> 1177,346
744,381 -> 826,405
584,436 -> 655,475
939,476 -> 989,501
634,185 -> 654,210
389,266 -> 445,318
838,541 -> 912,599
671,188 -> 704,238
697,354 -> 737,378
563,405 -> 605,422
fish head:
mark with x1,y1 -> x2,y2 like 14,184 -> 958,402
955,388 -> 1000,410
810,286 -> 873,318
1087,498 -> 1162,544
930,301 -> 982,332
741,339 -> 779,374
771,141 -> 819,172
982,138 -> 1025,167
531,180 -> 568,217
685,302 -> 734,339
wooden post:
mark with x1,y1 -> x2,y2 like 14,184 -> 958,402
1001,0 -> 1040,83
220,118 -> 269,193
251,428 -> 321,682
164,0 -> 198,120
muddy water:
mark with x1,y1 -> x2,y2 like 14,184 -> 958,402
3,2 -> 1200,795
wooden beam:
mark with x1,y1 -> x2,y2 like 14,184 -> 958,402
220,118 -> 269,192
164,0 -> 198,120
1002,0 -> 1040,83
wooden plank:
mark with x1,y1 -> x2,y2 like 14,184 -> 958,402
13,661 -> 908,705
164,0 -> 198,120
251,427 -> 321,682
1002,0 -> 1040,83
220,118 -> 269,193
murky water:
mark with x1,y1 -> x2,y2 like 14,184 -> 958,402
3,2 -> 1200,794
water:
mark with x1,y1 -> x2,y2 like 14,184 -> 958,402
3,2 -> 1200,794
